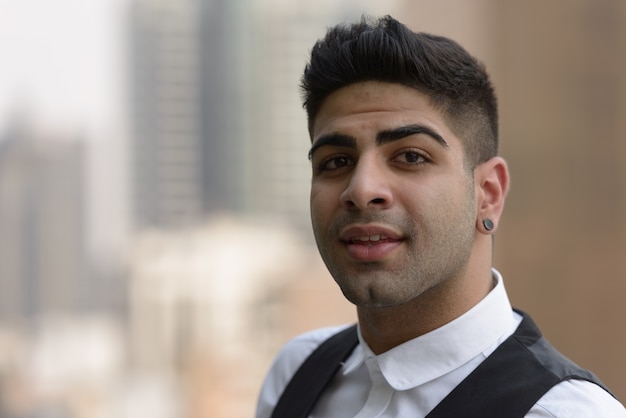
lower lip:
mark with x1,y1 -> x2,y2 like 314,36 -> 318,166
344,240 -> 402,261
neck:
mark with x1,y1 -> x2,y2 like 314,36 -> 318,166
357,267 -> 495,355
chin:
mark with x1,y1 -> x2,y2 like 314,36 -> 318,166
341,287 -> 415,309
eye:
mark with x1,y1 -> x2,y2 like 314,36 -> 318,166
317,155 -> 354,172
392,150 -> 429,165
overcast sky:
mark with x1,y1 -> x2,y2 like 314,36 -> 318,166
0,0 -> 125,135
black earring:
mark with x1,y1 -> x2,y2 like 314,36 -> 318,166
483,219 -> 494,231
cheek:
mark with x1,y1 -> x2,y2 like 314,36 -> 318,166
310,187 -> 331,226
394,179 -> 438,211
310,180 -> 341,207
395,177 -> 469,221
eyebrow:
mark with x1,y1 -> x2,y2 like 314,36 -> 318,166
308,124 -> 448,160
308,134 -> 356,160
377,124 -> 448,148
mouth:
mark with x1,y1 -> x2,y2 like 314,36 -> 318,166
348,234 -> 393,246
340,225 -> 404,260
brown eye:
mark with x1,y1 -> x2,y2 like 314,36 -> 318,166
404,152 -> 423,163
320,156 -> 354,171
394,150 -> 427,164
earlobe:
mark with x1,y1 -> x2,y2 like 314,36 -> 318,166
475,157 -> 509,234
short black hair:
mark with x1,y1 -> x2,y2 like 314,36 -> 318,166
301,15 -> 498,167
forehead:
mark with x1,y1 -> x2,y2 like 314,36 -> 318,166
312,81 -> 456,144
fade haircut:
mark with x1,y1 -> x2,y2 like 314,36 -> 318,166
301,15 -> 498,168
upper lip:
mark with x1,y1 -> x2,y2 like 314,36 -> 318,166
339,224 -> 403,243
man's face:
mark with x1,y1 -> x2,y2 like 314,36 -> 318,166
309,81 -> 479,309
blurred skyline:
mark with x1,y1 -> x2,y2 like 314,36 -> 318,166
1,1 -> 625,417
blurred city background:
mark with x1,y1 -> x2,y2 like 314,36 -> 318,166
0,0 -> 625,417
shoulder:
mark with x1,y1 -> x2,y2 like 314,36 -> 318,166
266,325 -> 350,383
255,324 -> 353,418
526,379 -> 626,417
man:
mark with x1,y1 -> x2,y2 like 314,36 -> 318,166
256,15 -> 625,417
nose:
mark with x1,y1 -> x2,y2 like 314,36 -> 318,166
340,158 -> 393,210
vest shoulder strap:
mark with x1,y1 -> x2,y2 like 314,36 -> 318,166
270,324 -> 358,418
426,310 -> 611,417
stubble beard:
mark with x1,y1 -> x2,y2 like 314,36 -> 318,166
314,195 -> 477,309
325,225 -> 475,309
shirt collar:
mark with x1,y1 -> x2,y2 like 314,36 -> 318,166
342,268 -> 517,390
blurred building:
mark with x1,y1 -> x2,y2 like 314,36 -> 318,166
128,0 -> 258,229
0,116 -> 129,417
0,121 -> 87,322
128,0 -> 207,228
0,119 -> 128,322
126,215 -> 350,417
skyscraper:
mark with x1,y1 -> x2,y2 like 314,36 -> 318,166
0,122 -> 87,322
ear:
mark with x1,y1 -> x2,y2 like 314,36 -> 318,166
474,156 -> 509,234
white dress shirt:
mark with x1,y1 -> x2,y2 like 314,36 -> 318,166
256,270 -> 625,417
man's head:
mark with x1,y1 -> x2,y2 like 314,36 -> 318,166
301,15 -> 497,169
303,16 -> 509,314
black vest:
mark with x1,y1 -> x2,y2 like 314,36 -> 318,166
271,310 -> 612,418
